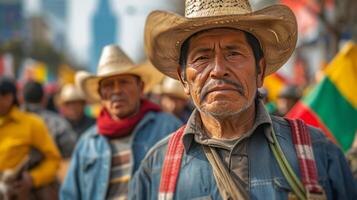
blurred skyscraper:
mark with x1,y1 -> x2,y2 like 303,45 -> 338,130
90,0 -> 117,73
0,0 -> 23,43
41,0 -> 67,51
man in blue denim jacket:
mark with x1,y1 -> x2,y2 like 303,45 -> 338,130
129,0 -> 357,199
60,45 -> 182,199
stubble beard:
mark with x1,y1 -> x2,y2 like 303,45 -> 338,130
193,92 -> 256,120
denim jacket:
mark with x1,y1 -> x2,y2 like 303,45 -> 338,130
60,111 -> 182,200
129,115 -> 357,200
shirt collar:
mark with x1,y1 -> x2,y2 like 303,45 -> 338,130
182,99 -> 273,153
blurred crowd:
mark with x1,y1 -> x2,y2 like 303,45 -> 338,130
1,0 -> 357,199
1,58 -> 356,198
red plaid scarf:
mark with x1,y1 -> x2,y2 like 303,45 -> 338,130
97,99 -> 161,138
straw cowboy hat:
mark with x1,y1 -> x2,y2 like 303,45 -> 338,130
160,77 -> 188,100
79,45 -> 163,102
58,84 -> 86,104
144,0 -> 298,80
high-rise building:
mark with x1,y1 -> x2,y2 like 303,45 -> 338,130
41,0 -> 67,51
0,0 -> 23,43
90,0 -> 117,73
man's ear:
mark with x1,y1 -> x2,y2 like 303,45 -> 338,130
256,58 -> 266,88
177,68 -> 190,95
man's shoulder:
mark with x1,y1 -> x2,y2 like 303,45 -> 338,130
19,110 -> 46,126
79,125 -> 99,140
72,125 -> 107,153
271,115 -> 331,144
41,109 -> 68,123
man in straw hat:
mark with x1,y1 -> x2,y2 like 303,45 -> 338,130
57,84 -> 95,138
60,45 -> 182,200
159,77 -> 193,123
129,0 -> 357,199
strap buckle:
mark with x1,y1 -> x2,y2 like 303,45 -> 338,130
306,189 -> 327,200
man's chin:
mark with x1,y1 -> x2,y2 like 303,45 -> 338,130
200,101 -> 252,117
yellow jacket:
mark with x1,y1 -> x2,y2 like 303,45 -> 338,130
0,106 -> 61,188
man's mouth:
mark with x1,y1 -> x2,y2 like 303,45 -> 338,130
207,85 -> 238,94
200,80 -> 245,101
110,95 -> 127,104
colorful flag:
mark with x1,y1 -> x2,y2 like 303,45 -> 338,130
0,53 -> 14,77
20,59 -> 49,84
263,73 -> 288,102
58,64 -> 76,85
287,42 -> 357,151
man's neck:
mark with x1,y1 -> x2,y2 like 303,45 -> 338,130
199,103 -> 256,139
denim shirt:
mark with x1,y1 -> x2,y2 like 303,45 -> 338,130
60,111 -> 182,200
129,115 -> 357,200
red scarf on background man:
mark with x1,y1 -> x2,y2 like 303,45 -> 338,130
97,99 -> 161,138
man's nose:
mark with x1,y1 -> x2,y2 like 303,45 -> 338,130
210,55 -> 229,79
112,80 -> 122,93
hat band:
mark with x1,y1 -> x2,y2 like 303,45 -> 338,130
185,0 -> 252,18
186,7 -> 252,18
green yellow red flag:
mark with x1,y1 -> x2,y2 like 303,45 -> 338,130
287,42 -> 357,151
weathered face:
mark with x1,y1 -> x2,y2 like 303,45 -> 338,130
182,28 -> 265,117
0,93 -> 14,116
99,74 -> 143,120
61,100 -> 86,121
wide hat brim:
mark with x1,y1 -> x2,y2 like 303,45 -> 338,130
80,64 -> 163,103
145,4 -> 297,80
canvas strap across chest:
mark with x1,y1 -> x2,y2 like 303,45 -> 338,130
159,119 -> 325,200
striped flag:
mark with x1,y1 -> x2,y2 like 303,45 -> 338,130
287,42 -> 357,151
0,54 -> 14,77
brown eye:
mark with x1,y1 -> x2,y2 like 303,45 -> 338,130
226,51 -> 242,61
194,56 -> 209,62
228,51 -> 240,56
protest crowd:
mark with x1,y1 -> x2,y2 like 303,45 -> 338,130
1,0 -> 357,199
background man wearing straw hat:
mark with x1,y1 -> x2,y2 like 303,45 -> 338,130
159,77 -> 193,123
130,0 -> 357,199
60,45 -> 182,200
57,84 -> 95,138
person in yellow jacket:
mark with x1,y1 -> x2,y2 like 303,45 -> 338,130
0,76 -> 61,199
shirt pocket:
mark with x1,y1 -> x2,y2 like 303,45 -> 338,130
82,156 -> 98,172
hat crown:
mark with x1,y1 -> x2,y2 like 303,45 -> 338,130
161,77 -> 187,99
185,0 -> 252,18
60,84 -> 85,103
97,45 -> 135,76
